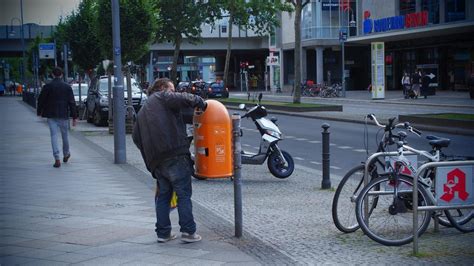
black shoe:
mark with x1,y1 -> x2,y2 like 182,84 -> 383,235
63,154 -> 71,163
53,160 -> 61,168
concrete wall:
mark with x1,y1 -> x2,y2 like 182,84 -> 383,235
281,11 -> 295,47
361,0 -> 397,19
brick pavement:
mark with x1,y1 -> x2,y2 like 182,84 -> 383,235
0,97 -> 263,265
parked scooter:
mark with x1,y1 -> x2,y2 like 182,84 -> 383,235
239,94 -> 294,178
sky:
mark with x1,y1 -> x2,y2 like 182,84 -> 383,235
0,0 -> 81,25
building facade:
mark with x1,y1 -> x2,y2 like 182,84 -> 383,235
277,0 -> 474,92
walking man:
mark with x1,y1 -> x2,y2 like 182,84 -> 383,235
37,67 -> 77,168
411,69 -> 421,99
132,78 -> 206,243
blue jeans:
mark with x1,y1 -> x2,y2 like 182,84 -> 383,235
153,155 -> 196,238
47,118 -> 70,160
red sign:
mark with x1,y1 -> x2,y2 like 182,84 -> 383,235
440,168 -> 470,202
405,11 -> 428,28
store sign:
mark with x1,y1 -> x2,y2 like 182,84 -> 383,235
363,10 -> 428,35
436,166 -> 473,206
266,55 -> 279,66
322,2 -> 339,10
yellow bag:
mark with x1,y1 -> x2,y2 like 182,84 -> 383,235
170,191 -> 178,210
156,186 -> 178,210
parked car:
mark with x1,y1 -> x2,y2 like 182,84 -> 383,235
71,83 -> 88,107
177,81 -> 190,93
205,81 -> 229,98
85,76 -> 147,126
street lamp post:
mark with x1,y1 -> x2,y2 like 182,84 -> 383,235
9,12 -> 26,88
340,7 -> 356,98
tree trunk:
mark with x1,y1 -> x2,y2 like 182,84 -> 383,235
293,1 -> 302,104
223,10 -> 234,88
171,36 -> 182,85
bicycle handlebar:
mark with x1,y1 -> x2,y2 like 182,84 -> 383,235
366,114 -> 422,136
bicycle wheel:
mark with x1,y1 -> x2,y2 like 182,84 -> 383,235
332,165 -> 365,233
355,174 -> 432,246
445,208 -> 474,232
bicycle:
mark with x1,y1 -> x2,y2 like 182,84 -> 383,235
332,114 -> 456,234
354,118 -> 474,246
332,115 -> 422,233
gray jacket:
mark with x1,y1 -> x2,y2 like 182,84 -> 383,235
132,91 -> 205,173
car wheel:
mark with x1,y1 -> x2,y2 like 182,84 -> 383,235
86,108 -> 94,123
93,109 -> 103,126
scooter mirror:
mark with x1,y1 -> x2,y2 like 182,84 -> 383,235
238,103 -> 246,110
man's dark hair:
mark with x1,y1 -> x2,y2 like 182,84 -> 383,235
52,67 -> 63,77
148,78 -> 172,96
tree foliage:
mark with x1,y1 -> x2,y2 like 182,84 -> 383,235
55,0 -> 101,75
95,0 -> 156,64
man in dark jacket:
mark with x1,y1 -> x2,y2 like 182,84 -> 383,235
133,78 -> 206,243
37,67 -> 77,168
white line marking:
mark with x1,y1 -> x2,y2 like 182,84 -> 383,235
330,166 -> 342,170
243,144 -> 251,147
285,135 -> 295,139
353,149 -> 367,153
337,146 -> 353,149
309,140 -> 321,144
329,143 -> 336,146
295,138 -> 308,141
310,161 -> 321,165
294,157 -> 305,161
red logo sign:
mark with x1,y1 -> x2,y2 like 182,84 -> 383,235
440,168 -> 470,202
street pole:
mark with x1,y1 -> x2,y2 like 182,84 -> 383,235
341,40 -> 345,97
232,114 -> 243,238
63,44 -> 68,82
20,0 -> 25,88
111,0 -> 126,164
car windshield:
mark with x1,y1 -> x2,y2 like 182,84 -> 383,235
71,84 -> 88,96
98,78 -> 142,94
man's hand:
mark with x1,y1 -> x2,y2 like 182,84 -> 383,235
72,118 -> 77,127
200,101 -> 208,112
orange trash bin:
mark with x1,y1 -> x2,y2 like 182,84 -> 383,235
193,100 -> 233,179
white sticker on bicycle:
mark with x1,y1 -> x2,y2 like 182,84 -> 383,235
385,155 -> 418,175
435,166 -> 474,206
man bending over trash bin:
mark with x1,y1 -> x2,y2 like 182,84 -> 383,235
133,77 -> 207,243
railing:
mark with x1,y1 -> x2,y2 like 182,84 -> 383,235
301,26 -> 344,40
413,160 -> 474,254
0,25 -> 55,39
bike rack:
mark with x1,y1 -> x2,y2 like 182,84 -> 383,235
413,160 -> 474,254
363,151 -> 416,218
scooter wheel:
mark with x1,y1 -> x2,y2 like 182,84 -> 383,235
267,150 -> 294,179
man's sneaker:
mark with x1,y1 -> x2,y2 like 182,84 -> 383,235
53,160 -> 61,168
63,154 -> 71,163
181,232 -> 201,243
157,233 -> 177,243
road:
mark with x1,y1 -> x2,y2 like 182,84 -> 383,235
238,112 -> 474,178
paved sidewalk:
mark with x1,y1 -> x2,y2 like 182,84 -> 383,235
0,97 -> 261,265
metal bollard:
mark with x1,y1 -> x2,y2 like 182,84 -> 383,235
232,113 -> 243,237
321,123 -> 331,189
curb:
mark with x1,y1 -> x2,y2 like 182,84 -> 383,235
221,100 -> 343,112
225,105 -> 474,136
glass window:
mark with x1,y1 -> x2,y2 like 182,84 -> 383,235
400,0 -> 416,15
446,0 -> 465,22
221,25 -> 227,33
422,0 -> 439,24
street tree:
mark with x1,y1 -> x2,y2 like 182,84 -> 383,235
153,0 -> 214,84
287,0 -> 310,104
95,0 -> 156,66
212,0 -> 291,90
55,0 -> 101,79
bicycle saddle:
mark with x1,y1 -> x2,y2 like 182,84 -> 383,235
427,135 -> 451,149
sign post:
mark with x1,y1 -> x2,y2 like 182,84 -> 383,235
38,43 -> 56,60
371,42 -> 385,99
340,28 -> 348,97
